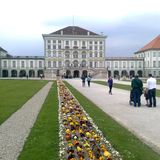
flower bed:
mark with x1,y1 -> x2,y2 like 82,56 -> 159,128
58,81 -> 122,160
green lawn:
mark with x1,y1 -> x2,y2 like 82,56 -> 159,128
64,81 -> 160,160
18,82 -> 59,160
93,81 -> 160,97
0,79 -> 48,125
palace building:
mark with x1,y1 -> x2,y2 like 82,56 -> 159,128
42,26 -> 107,78
0,26 -> 160,78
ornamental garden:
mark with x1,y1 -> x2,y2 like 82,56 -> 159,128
0,79 -> 160,160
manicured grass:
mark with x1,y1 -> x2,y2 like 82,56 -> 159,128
18,82 -> 59,160
93,81 -> 160,97
64,81 -> 160,160
0,79 -> 48,125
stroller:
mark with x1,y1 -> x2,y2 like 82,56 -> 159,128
129,89 -> 134,105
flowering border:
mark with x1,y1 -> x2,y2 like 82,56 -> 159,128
58,81 -> 122,160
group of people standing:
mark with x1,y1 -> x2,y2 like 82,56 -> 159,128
131,74 -> 157,107
81,74 -> 92,87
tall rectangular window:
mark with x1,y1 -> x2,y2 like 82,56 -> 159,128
94,62 -> 97,68
138,62 -> 142,68
65,41 -> 69,45
131,62 -> 134,68
53,61 -> 56,68
158,61 -> 160,67
21,61 -> 25,68
12,61 -> 16,68
39,61 -> 42,68
115,62 -> 118,68
30,61 -> 33,68
90,61 -> 93,68
48,61 -> 51,68
47,45 -> 50,49
3,61 -> 7,67
123,62 -> 126,68
153,61 -> 156,67
58,61 -> 62,67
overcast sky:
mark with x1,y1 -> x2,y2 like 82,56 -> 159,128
0,0 -> 160,57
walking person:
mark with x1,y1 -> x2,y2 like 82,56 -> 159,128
147,74 -> 157,107
81,74 -> 86,87
87,74 -> 91,87
107,76 -> 113,95
131,75 -> 143,107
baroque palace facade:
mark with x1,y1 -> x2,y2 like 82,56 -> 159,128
0,26 -> 160,78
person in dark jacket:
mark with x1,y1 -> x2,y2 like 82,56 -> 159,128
107,76 -> 113,95
131,75 -> 143,107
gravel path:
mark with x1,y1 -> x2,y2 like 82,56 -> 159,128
66,79 -> 160,154
0,82 -> 53,160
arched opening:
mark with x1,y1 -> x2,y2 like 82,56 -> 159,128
19,70 -> 26,77
2,70 -> 8,77
11,70 -> 17,77
66,70 -> 71,78
121,70 -> 128,77
137,70 -> 143,77
82,70 -> 87,77
74,70 -> 79,78
114,70 -> 119,78
38,70 -> 44,77
129,70 -> 135,78
29,70 -> 35,77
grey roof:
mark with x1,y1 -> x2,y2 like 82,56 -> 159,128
0,47 -> 7,52
50,26 -> 99,36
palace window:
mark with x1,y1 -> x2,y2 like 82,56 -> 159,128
21,61 -> 25,68
89,41 -> 92,45
3,61 -> 7,67
153,61 -> 156,67
123,62 -> 126,68
94,46 -> 98,50
95,52 -> 98,57
90,61 -> 93,68
138,62 -> 142,68
53,61 -> 56,68
65,41 -> 69,45
99,46 -> 103,50
39,61 -> 42,68
30,61 -> 33,68
48,61 -> 51,68
115,62 -> 118,68
58,61 -> 62,67
74,41 -> 77,45
12,61 -> 16,68
47,45 -> 50,49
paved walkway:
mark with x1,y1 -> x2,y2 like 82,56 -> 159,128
66,79 -> 160,153
0,82 -> 53,160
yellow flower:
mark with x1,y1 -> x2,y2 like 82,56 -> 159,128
104,151 -> 111,158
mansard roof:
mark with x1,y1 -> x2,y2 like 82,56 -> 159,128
50,26 -> 99,36
136,35 -> 160,53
